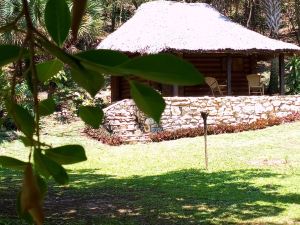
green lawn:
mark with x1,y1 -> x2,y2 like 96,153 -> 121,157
0,119 -> 300,225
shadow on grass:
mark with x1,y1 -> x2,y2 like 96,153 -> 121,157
0,168 -> 298,225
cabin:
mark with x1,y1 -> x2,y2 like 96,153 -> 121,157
98,1 -> 300,102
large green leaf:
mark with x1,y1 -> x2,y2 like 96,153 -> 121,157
37,36 -> 81,70
0,45 -> 27,68
76,50 -> 129,67
45,145 -> 87,165
39,98 -> 56,116
6,102 -> 35,138
130,81 -> 166,123
79,106 -> 103,129
20,136 -> 34,147
36,175 -> 48,199
0,156 -> 27,171
20,136 -> 47,148
33,149 -> 50,179
71,68 -> 105,97
45,0 -> 71,46
117,53 -> 204,85
36,59 -> 63,82
38,152 -> 69,185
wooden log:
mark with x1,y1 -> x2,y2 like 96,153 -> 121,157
279,54 -> 285,95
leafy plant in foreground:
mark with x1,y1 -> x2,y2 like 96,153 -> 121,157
0,0 -> 203,224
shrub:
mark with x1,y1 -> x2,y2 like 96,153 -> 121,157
85,112 -> 300,145
84,127 -> 125,146
150,112 -> 300,142
286,56 -> 300,94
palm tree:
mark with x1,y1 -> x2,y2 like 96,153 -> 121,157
74,1 -> 105,50
262,0 -> 281,94
0,0 -> 24,44
0,0 -> 49,44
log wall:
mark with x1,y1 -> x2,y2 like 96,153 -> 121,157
111,54 -> 257,101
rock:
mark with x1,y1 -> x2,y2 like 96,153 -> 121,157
103,95 -> 300,142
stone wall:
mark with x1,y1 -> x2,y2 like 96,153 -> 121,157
103,96 -> 300,142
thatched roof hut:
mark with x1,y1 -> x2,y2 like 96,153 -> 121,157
98,1 -> 300,101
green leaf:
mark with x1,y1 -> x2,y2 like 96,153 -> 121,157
45,0 -> 71,46
37,36 -> 81,70
79,106 -> 103,129
0,156 -> 27,171
20,136 -> 47,148
34,150 -> 50,179
117,53 -> 204,85
39,98 -> 56,116
0,45 -> 28,68
6,102 -> 35,138
76,50 -> 129,67
37,151 -> 69,185
71,68 -> 105,97
130,81 -> 166,123
20,136 -> 33,147
36,175 -> 48,199
45,145 -> 87,165
36,59 -> 63,82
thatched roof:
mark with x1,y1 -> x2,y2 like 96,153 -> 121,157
97,1 -> 300,55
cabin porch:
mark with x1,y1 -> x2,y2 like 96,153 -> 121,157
111,53 -> 286,102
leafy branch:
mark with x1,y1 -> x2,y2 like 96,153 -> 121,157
0,0 -> 203,224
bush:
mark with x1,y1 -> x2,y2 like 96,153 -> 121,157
0,71 -> 32,131
150,112 -> 300,142
286,56 -> 300,94
84,126 -> 125,146
84,112 -> 300,145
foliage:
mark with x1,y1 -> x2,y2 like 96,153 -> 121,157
0,0 -> 203,224
0,70 -> 10,112
286,56 -> 300,94
15,81 -> 34,113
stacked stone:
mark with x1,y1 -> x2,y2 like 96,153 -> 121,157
103,99 -> 146,142
103,95 -> 300,142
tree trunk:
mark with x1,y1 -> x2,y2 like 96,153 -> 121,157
110,3 -> 117,32
268,58 -> 279,95
247,0 -> 253,28
295,0 -> 300,44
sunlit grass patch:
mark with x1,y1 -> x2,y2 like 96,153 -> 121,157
0,120 -> 300,224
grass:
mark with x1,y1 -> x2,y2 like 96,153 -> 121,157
0,119 -> 300,224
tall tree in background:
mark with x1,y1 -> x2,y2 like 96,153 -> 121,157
295,0 -> 300,44
262,0 -> 281,94
262,0 -> 281,38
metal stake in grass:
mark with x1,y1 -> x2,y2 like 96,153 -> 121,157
201,111 -> 209,170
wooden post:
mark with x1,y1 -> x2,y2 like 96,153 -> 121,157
111,77 -> 120,102
201,112 -> 209,170
279,54 -> 285,95
173,85 -> 179,96
227,56 -> 232,96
